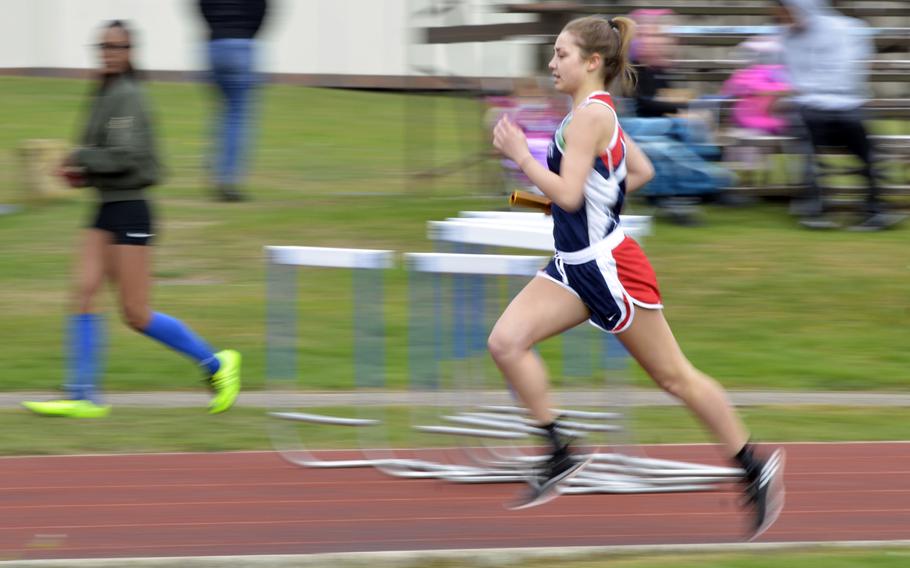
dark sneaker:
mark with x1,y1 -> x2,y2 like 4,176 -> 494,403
507,449 -> 593,510
745,448 -> 786,541
215,184 -> 247,202
847,212 -> 906,232
799,215 -> 839,230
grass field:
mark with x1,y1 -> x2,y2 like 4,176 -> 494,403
418,547 -> 910,568
1,405 -> 907,456
1,77 -> 907,566
0,76 -> 908,396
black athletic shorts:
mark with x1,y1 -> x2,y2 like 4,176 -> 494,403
90,200 -> 156,246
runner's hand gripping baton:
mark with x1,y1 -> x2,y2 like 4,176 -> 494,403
509,190 -> 552,215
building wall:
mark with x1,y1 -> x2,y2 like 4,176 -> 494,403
0,0 -> 537,79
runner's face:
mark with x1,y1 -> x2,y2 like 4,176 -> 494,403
548,32 -> 587,93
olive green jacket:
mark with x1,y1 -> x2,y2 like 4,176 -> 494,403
76,75 -> 161,202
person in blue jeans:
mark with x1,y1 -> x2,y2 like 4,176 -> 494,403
199,0 -> 268,202
619,13 -> 735,219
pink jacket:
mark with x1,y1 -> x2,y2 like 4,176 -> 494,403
722,65 -> 790,134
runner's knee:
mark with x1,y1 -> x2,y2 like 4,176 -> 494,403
648,361 -> 698,399
487,327 -> 530,363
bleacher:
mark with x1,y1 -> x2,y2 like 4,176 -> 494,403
666,59 -> 910,85
422,1 -> 910,204
424,2 -> 909,98
500,1 -> 910,19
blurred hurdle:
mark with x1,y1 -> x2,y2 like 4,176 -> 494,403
429,210 -> 652,380
413,216 -> 743,492
265,245 -> 395,469
405,250 -> 622,485
263,244 -> 531,480
425,211 -> 649,440
264,240 -> 743,491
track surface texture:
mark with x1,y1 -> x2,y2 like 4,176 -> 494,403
0,442 -> 907,561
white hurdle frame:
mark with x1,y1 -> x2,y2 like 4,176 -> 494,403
265,245 -> 397,469
263,245 -> 540,481
429,212 -> 653,250
264,240 -> 743,491
421,213 -> 745,492
383,252 -> 555,483
405,251 -> 614,484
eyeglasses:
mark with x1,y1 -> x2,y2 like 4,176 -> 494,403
96,43 -> 131,51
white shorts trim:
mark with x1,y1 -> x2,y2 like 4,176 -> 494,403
534,271 -> 582,301
556,228 -> 626,265
630,298 -> 664,310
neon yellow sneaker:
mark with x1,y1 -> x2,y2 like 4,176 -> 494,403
208,349 -> 241,414
22,399 -> 111,418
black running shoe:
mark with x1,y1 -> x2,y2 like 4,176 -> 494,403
745,448 -> 786,540
847,212 -> 906,232
507,449 -> 593,510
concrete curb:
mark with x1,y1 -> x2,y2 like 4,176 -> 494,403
5,390 -> 910,409
3,540 -> 909,567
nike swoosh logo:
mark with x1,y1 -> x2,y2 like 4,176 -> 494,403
125,232 -> 154,238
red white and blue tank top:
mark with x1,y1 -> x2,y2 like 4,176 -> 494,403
546,91 -> 627,253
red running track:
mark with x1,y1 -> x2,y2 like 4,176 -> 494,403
0,442 -> 907,561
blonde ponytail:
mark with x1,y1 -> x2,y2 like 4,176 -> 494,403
609,16 -> 637,95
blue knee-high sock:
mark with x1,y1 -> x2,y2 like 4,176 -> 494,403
142,312 -> 220,375
65,313 -> 105,403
